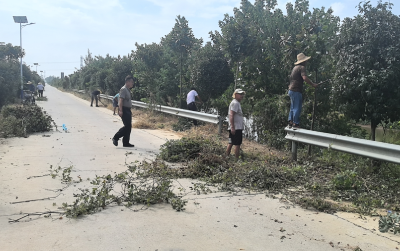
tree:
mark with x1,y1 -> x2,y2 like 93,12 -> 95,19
162,16 -> 203,107
333,1 -> 400,140
189,41 -> 233,111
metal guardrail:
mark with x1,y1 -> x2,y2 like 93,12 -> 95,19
285,127 -> 400,164
99,94 -> 223,132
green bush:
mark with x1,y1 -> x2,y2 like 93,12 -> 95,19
332,170 -> 362,190
379,212 -> 400,234
160,136 -> 224,163
172,117 -> 194,132
160,137 -> 203,162
0,104 -> 53,138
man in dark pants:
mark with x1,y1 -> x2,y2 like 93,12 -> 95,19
186,87 -> 203,125
91,89 -> 101,107
112,76 -> 135,147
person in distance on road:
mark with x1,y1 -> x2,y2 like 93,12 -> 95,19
186,87 -> 203,126
287,53 -> 318,129
37,82 -> 44,97
226,88 -> 245,160
113,93 -> 120,115
90,89 -> 101,107
112,75 -> 135,147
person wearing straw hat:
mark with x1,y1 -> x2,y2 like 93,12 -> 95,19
226,88 -> 245,160
287,53 -> 318,129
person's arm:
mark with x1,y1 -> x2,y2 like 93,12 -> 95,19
229,110 -> 236,135
196,95 -> 203,103
118,97 -> 124,117
302,76 -> 318,88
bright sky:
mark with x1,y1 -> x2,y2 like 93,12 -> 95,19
1,0 -> 399,77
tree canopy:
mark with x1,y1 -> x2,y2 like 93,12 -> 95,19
44,0 -> 400,145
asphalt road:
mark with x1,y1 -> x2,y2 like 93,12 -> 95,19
0,85 -> 399,251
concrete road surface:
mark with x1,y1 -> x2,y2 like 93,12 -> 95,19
0,85 -> 399,251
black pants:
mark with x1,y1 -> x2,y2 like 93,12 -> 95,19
187,102 -> 198,126
38,90 -> 43,97
91,94 -> 98,106
113,107 -> 132,145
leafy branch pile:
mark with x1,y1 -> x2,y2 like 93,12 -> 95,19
379,212 -> 400,234
0,104 -> 54,138
159,136 -> 400,229
62,162 -> 186,218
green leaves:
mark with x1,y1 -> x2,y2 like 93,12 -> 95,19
63,161 -> 187,217
333,1 -> 400,139
379,212 -> 400,234
0,104 -> 54,138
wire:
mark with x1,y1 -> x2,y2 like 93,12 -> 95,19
36,62 -> 80,64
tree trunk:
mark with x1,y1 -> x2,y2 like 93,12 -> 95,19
180,51 -> 182,108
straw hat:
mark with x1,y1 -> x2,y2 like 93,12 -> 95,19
232,88 -> 245,98
294,53 -> 311,65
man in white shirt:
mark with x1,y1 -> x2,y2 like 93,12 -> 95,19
37,83 -> 44,97
186,87 -> 203,125
226,88 -> 245,160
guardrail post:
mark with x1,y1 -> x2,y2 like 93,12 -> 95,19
218,116 -> 223,134
291,141 -> 297,161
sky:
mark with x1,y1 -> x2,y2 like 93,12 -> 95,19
1,0 -> 399,77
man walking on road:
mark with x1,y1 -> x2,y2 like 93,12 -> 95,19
90,89 -> 101,107
37,82 -> 44,97
226,89 -> 245,160
186,87 -> 203,126
112,75 -> 135,147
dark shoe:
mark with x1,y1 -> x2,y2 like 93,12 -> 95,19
90,105 -> 93,107
288,121 -> 293,128
112,138 -> 118,146
123,143 -> 135,147
293,124 -> 300,129
96,105 -> 99,107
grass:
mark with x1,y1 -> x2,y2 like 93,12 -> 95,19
36,96 -> 48,101
154,133 -> 400,217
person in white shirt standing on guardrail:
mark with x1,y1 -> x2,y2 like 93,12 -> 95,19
186,87 -> 203,126
226,88 -> 245,160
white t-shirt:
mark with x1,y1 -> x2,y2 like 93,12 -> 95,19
228,99 -> 244,130
186,90 -> 198,104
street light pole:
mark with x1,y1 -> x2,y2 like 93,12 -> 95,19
13,16 -> 35,101
34,62 -> 39,72
19,22 -> 22,99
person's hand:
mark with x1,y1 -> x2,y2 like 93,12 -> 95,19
231,127 -> 236,135
118,110 -> 123,117
313,83 -> 318,88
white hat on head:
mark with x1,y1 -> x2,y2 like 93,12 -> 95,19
232,88 -> 245,98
